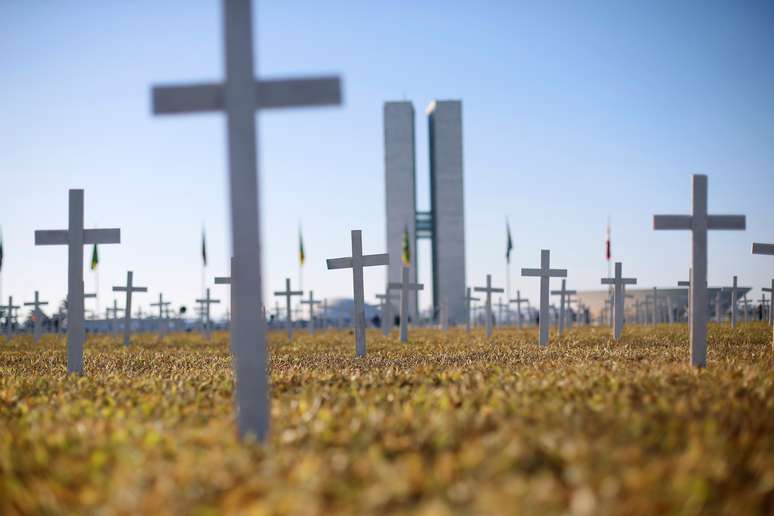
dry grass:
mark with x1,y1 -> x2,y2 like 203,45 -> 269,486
1,323 -> 773,515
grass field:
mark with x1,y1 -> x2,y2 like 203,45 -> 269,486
2,324 -> 773,515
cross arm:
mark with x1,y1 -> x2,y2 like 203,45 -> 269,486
84,228 -> 121,244
153,76 -> 342,114
520,268 -> 542,277
474,287 -> 504,293
467,296 -> 481,302
214,277 -> 232,284
600,278 -> 615,285
653,215 -> 692,230
677,281 -> 690,286
763,287 -> 773,293
752,243 -> 774,255
326,257 -> 353,270
362,254 -> 390,267
112,287 -> 128,292
35,230 -> 68,245
387,283 -> 402,290
549,269 -> 568,277
133,287 -> 149,293
707,215 -> 745,230
622,278 -> 637,285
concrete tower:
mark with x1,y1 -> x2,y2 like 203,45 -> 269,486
384,99 -> 466,324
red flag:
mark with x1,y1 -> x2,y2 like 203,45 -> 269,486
605,224 -> 611,261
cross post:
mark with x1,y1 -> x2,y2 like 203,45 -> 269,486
376,290 -> 400,336
24,291 -> 49,343
464,287 -> 480,333
300,290 -> 322,335
195,288 -> 221,341
388,266 -> 424,343
327,230 -> 389,355
474,274 -> 504,338
150,293 -> 172,338
273,278 -> 302,341
112,271 -> 148,346
550,278 -> 577,337
3,296 -> 20,341
654,174 -> 745,367
600,262 -> 637,340
35,189 -> 120,373
521,250 -> 567,346
509,290 -> 529,328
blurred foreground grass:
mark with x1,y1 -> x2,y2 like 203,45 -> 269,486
1,323 -> 773,515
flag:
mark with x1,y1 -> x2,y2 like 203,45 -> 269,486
299,228 -> 305,266
90,243 -> 99,271
201,230 -> 207,267
0,227 -> 3,273
402,225 -> 411,267
506,220 -> 513,264
605,223 -> 611,261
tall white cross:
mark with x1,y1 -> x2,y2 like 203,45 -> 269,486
301,290 -> 322,336
550,278 -> 577,337
464,287 -> 480,333
763,279 -> 773,328
112,271 -> 148,346
727,275 -> 739,328
106,300 -> 123,336
388,266 -> 424,343
151,293 -> 172,338
509,290 -> 528,329
376,290 -> 400,336
654,174 -> 746,367
196,288 -> 221,341
474,275 -> 504,338
327,230 -> 389,355
273,278 -> 302,341
521,250 -> 567,346
3,296 -> 20,340
152,0 -> 342,440
24,291 -> 49,343
35,189 -> 120,373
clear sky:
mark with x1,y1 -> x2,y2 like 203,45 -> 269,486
1,0 -> 773,319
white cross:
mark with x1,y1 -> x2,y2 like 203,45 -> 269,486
152,0 -> 342,441
521,250 -> 567,346
752,244 -> 774,346
388,266 -> 424,343
151,293 -> 172,339
195,288 -> 221,341
494,297 -> 509,327
654,174 -> 746,367
376,290 -> 400,336
106,300 -> 123,336
301,290 -> 322,336
3,296 -> 20,340
24,291 -> 49,343
550,278 -> 577,337
726,275 -> 739,328
463,287 -> 480,333
112,271 -> 148,346
509,290 -> 529,329
273,278 -> 303,341
600,262 -> 636,340
327,230 -> 389,355
763,279 -> 773,328
215,257 -> 235,328
35,189 -> 120,373
473,274 -> 504,338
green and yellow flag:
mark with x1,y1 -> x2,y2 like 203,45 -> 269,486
90,243 -> 99,271
299,229 -> 305,266
402,225 -> 411,267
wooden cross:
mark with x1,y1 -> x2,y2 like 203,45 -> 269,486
327,230 -> 389,355
196,288 -> 221,341
387,266 -> 424,343
654,174 -> 746,367
24,291 -> 49,343
550,278 -> 577,337
300,290 -> 322,335
35,189 -> 121,373
509,290 -> 528,329
273,278 -> 302,341
464,287 -> 480,333
521,250 -> 567,346
376,290 -> 400,336
151,293 -> 172,338
152,0 -> 342,440
600,262 -> 637,340
2,296 -> 20,340
112,271 -> 148,346
474,275 -> 504,338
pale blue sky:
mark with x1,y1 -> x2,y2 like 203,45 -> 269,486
1,0 -> 773,319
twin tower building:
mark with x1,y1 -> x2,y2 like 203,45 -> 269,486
384,100 -> 466,324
